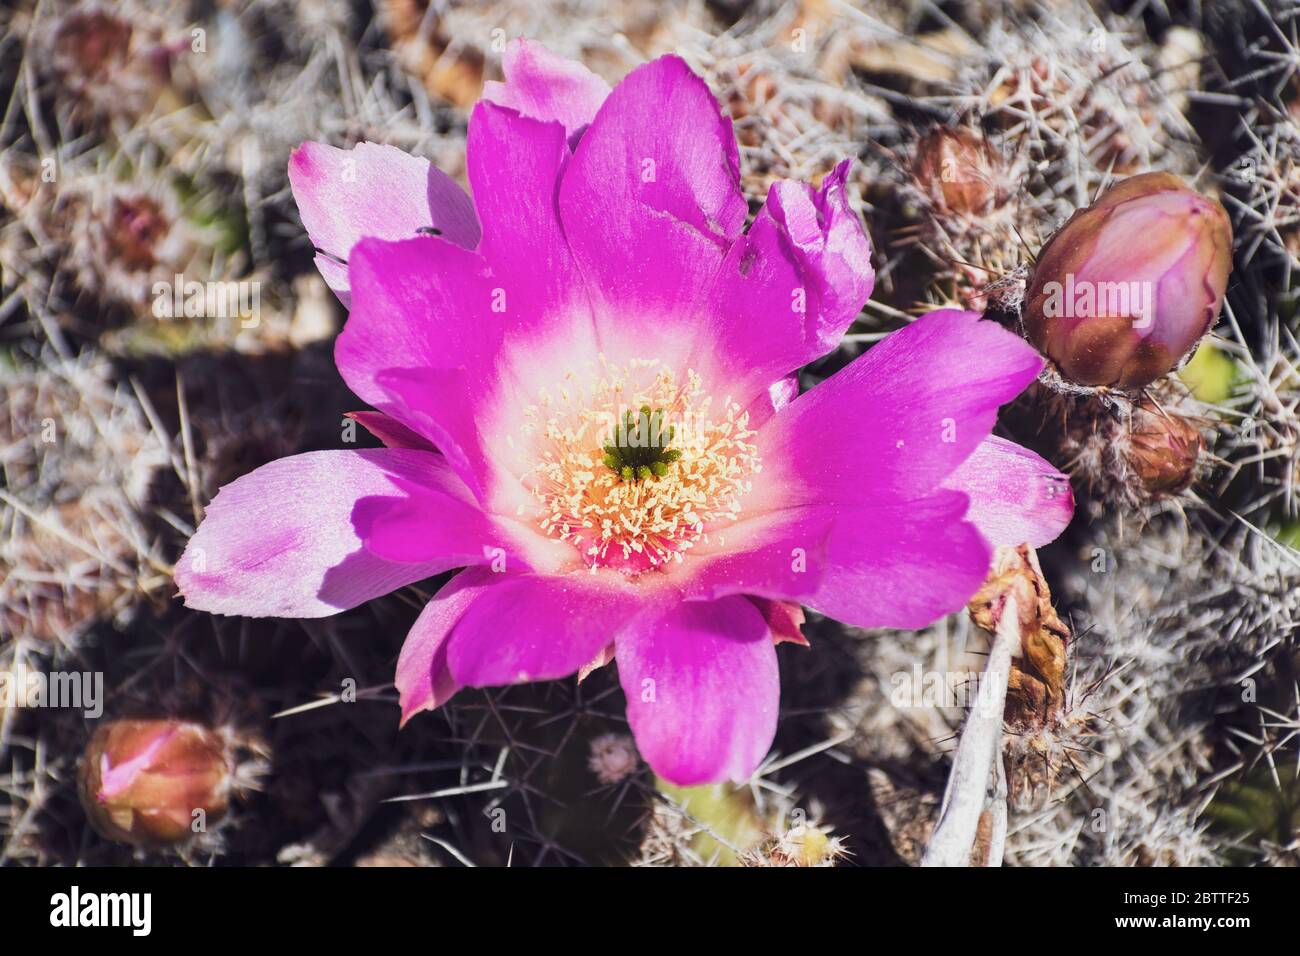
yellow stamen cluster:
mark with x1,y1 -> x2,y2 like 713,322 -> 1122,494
521,357 -> 760,572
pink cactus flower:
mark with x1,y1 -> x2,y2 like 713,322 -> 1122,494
176,41 -> 1073,786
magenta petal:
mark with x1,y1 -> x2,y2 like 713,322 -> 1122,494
446,573 -> 637,686
288,141 -> 480,301
372,367 -> 493,501
481,39 -> 610,141
705,160 -> 874,390
345,411 -> 437,452
467,101 -> 591,323
397,569 -> 496,724
680,507 -> 835,604
175,449 -> 456,619
762,309 -> 1044,504
803,491 -> 992,630
754,598 -> 808,647
942,436 -> 1075,547
353,470 -> 517,567
339,236 -> 503,496
341,232 -> 596,500
764,161 -> 875,351
558,56 -> 747,324
745,375 -> 800,430
616,596 -> 777,786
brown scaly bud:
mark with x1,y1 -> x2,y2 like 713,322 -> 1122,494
78,719 -> 234,847
912,127 -> 1007,217
1126,400 -> 1203,497
1023,172 -> 1232,390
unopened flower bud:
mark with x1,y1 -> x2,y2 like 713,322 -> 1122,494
78,719 -> 233,846
1127,401 -> 1202,496
1023,172 -> 1232,389
587,732 -> 639,785
53,11 -> 133,84
44,8 -> 178,122
105,196 -> 169,272
913,127 -> 1005,216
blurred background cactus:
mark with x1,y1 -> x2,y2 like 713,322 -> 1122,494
1,0 -> 1297,866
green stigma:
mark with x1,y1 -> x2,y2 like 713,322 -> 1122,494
602,405 -> 682,481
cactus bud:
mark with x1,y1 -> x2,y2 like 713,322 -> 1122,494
78,719 -> 233,846
105,196 -> 169,272
43,7 -> 179,123
912,128 -> 1005,217
587,732 -> 639,785
1127,401 -> 1202,496
1023,172 -> 1232,390
52,11 -> 133,87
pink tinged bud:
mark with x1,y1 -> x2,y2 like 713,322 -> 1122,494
78,719 -> 232,846
1023,172 -> 1233,390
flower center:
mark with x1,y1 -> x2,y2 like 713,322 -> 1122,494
601,405 -> 681,481
521,357 -> 760,574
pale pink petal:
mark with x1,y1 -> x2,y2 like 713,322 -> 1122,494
175,450 -> 465,618
288,141 -> 480,301
99,731 -> 175,798
615,596 -> 777,786
941,436 -> 1074,547
481,39 -> 611,141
